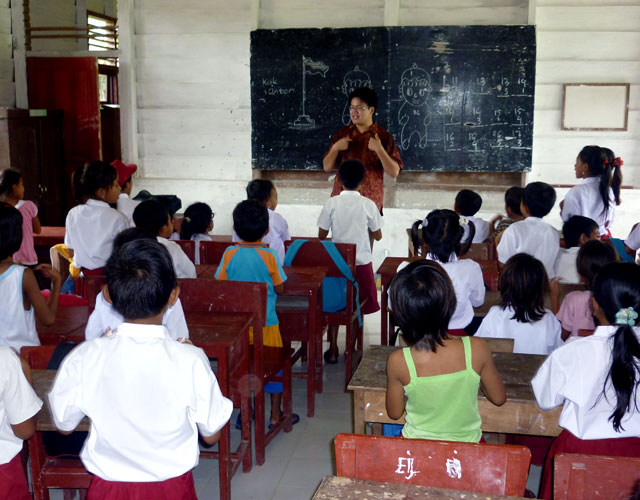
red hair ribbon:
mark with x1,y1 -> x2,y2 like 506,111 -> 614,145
614,157 -> 624,168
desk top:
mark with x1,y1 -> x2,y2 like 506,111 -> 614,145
36,306 -> 89,338
34,226 -> 66,246
347,345 -> 544,405
194,265 -> 327,292
33,370 -> 90,432
185,312 -> 253,348
313,476 -> 527,499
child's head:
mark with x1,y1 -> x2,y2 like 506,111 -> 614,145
0,204 -> 23,260
454,189 -> 482,217
111,160 -> 137,195
72,161 -> 120,205
113,227 -> 155,252
411,209 -> 475,261
504,186 -> 524,218
133,199 -> 172,238
180,202 -> 214,240
105,239 -> 177,321
0,168 -> 24,201
233,199 -> 269,243
591,261 -> 640,432
499,253 -> 547,323
576,239 -> 618,289
521,182 -> 556,218
246,180 -> 278,210
389,259 -> 456,351
576,145 -> 622,215
338,160 -> 366,191
562,216 -> 599,248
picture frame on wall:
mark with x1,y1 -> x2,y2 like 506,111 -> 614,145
562,83 -> 630,131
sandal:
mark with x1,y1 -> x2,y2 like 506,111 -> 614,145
323,349 -> 339,365
269,413 -> 300,430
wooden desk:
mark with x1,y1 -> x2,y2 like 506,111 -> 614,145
34,370 -> 90,432
36,305 -> 89,344
313,476 -> 528,499
347,345 -> 562,436
34,226 -> 66,248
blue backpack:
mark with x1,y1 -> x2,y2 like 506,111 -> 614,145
284,240 -> 362,326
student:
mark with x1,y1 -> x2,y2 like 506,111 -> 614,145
624,223 -> 640,260
133,199 -> 197,278
554,215 -> 600,283
560,145 -> 622,237
386,260 -> 506,441
0,346 -> 43,499
216,200 -> 297,427
240,180 -> 290,265
112,159 -> 139,226
0,205 -> 61,350
532,261 -> 640,499
48,239 -> 231,498
476,253 -> 562,355
497,181 -> 560,279
180,202 -> 214,265
411,209 -> 484,334
551,239 -> 617,340
0,168 -> 40,266
65,161 -> 129,272
318,159 -> 382,363
490,186 -> 524,240
85,228 -> 189,341
454,189 -> 490,243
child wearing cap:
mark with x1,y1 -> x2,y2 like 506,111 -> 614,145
112,159 -> 139,226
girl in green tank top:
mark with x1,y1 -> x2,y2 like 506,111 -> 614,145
386,260 -> 506,442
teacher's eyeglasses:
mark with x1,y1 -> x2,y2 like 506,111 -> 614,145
349,105 -> 369,111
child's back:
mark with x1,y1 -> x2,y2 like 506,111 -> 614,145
0,265 -> 39,349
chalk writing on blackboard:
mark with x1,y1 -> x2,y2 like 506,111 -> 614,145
290,56 -> 329,130
398,63 -> 432,150
341,66 -> 372,125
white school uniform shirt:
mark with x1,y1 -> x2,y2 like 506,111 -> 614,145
561,177 -> 615,236
85,291 -> 189,341
497,217 -> 560,279
625,224 -> 640,252
475,305 -> 562,355
317,190 -> 382,266
427,253 -> 485,330
232,209 -> 290,265
65,199 -> 129,270
0,265 -> 39,350
553,247 -> 581,284
157,237 -> 197,278
48,323 -> 233,482
116,193 -> 140,227
191,233 -> 212,266
467,215 -> 490,243
532,325 -> 640,440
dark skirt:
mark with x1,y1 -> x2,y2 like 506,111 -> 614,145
0,452 -> 31,500
87,470 -> 198,500
356,263 -> 380,314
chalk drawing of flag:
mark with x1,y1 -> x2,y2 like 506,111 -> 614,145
303,57 -> 329,77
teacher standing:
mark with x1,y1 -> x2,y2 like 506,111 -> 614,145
323,87 -> 403,214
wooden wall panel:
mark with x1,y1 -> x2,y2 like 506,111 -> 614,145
536,6 -> 640,29
537,32 -> 640,61
398,7 -> 527,25
137,82 -> 249,109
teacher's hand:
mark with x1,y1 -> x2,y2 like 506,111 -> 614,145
368,133 -> 383,154
332,137 -> 352,152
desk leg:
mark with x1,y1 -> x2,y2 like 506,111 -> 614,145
218,356 -> 231,500
381,284 -> 388,345
307,293 -> 317,418
353,390 -> 365,434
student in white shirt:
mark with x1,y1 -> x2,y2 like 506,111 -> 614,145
497,181 -> 560,279
560,145 -> 622,237
133,199 -> 197,278
318,159 -> 382,363
0,346 -> 42,499
532,262 -> 640,499
554,215 -> 599,284
454,189 -> 490,243
476,253 -> 562,355
233,180 -> 290,264
85,228 -> 189,341
179,202 -> 214,265
65,161 -> 130,271
410,209 -> 484,334
624,222 -> 640,260
112,159 -> 140,226
49,239 -> 232,499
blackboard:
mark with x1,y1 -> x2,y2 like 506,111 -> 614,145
250,25 -> 536,172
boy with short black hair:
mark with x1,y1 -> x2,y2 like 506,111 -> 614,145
49,239 -> 232,499
318,159 -> 382,363
454,189 -> 490,243
497,182 -> 560,278
553,216 -> 599,283
133,199 -> 196,278
491,186 -> 525,238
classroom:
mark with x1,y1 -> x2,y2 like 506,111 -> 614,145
1,0 -> 640,499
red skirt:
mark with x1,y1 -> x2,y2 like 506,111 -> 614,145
0,453 -> 31,500
356,263 -> 380,315
539,429 -> 640,499
87,471 -> 198,500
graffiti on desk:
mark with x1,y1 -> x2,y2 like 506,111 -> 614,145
395,451 -> 421,480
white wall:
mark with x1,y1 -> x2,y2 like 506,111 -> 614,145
0,0 -> 13,107
124,0 -> 640,268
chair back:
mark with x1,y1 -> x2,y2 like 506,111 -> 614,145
334,433 -> 531,497
554,453 -> 640,500
84,274 -> 106,312
20,346 -> 57,369
284,240 -> 356,280
462,242 -> 495,261
199,241 -> 235,266
174,239 -> 196,263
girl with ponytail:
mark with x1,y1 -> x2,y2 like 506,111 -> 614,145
561,145 -> 623,237
533,262 -> 640,499
178,202 -> 214,265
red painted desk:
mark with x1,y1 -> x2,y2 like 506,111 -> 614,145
36,305 -> 89,345
185,311 -> 253,500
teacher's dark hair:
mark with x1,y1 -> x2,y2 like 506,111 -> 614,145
348,87 -> 378,110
